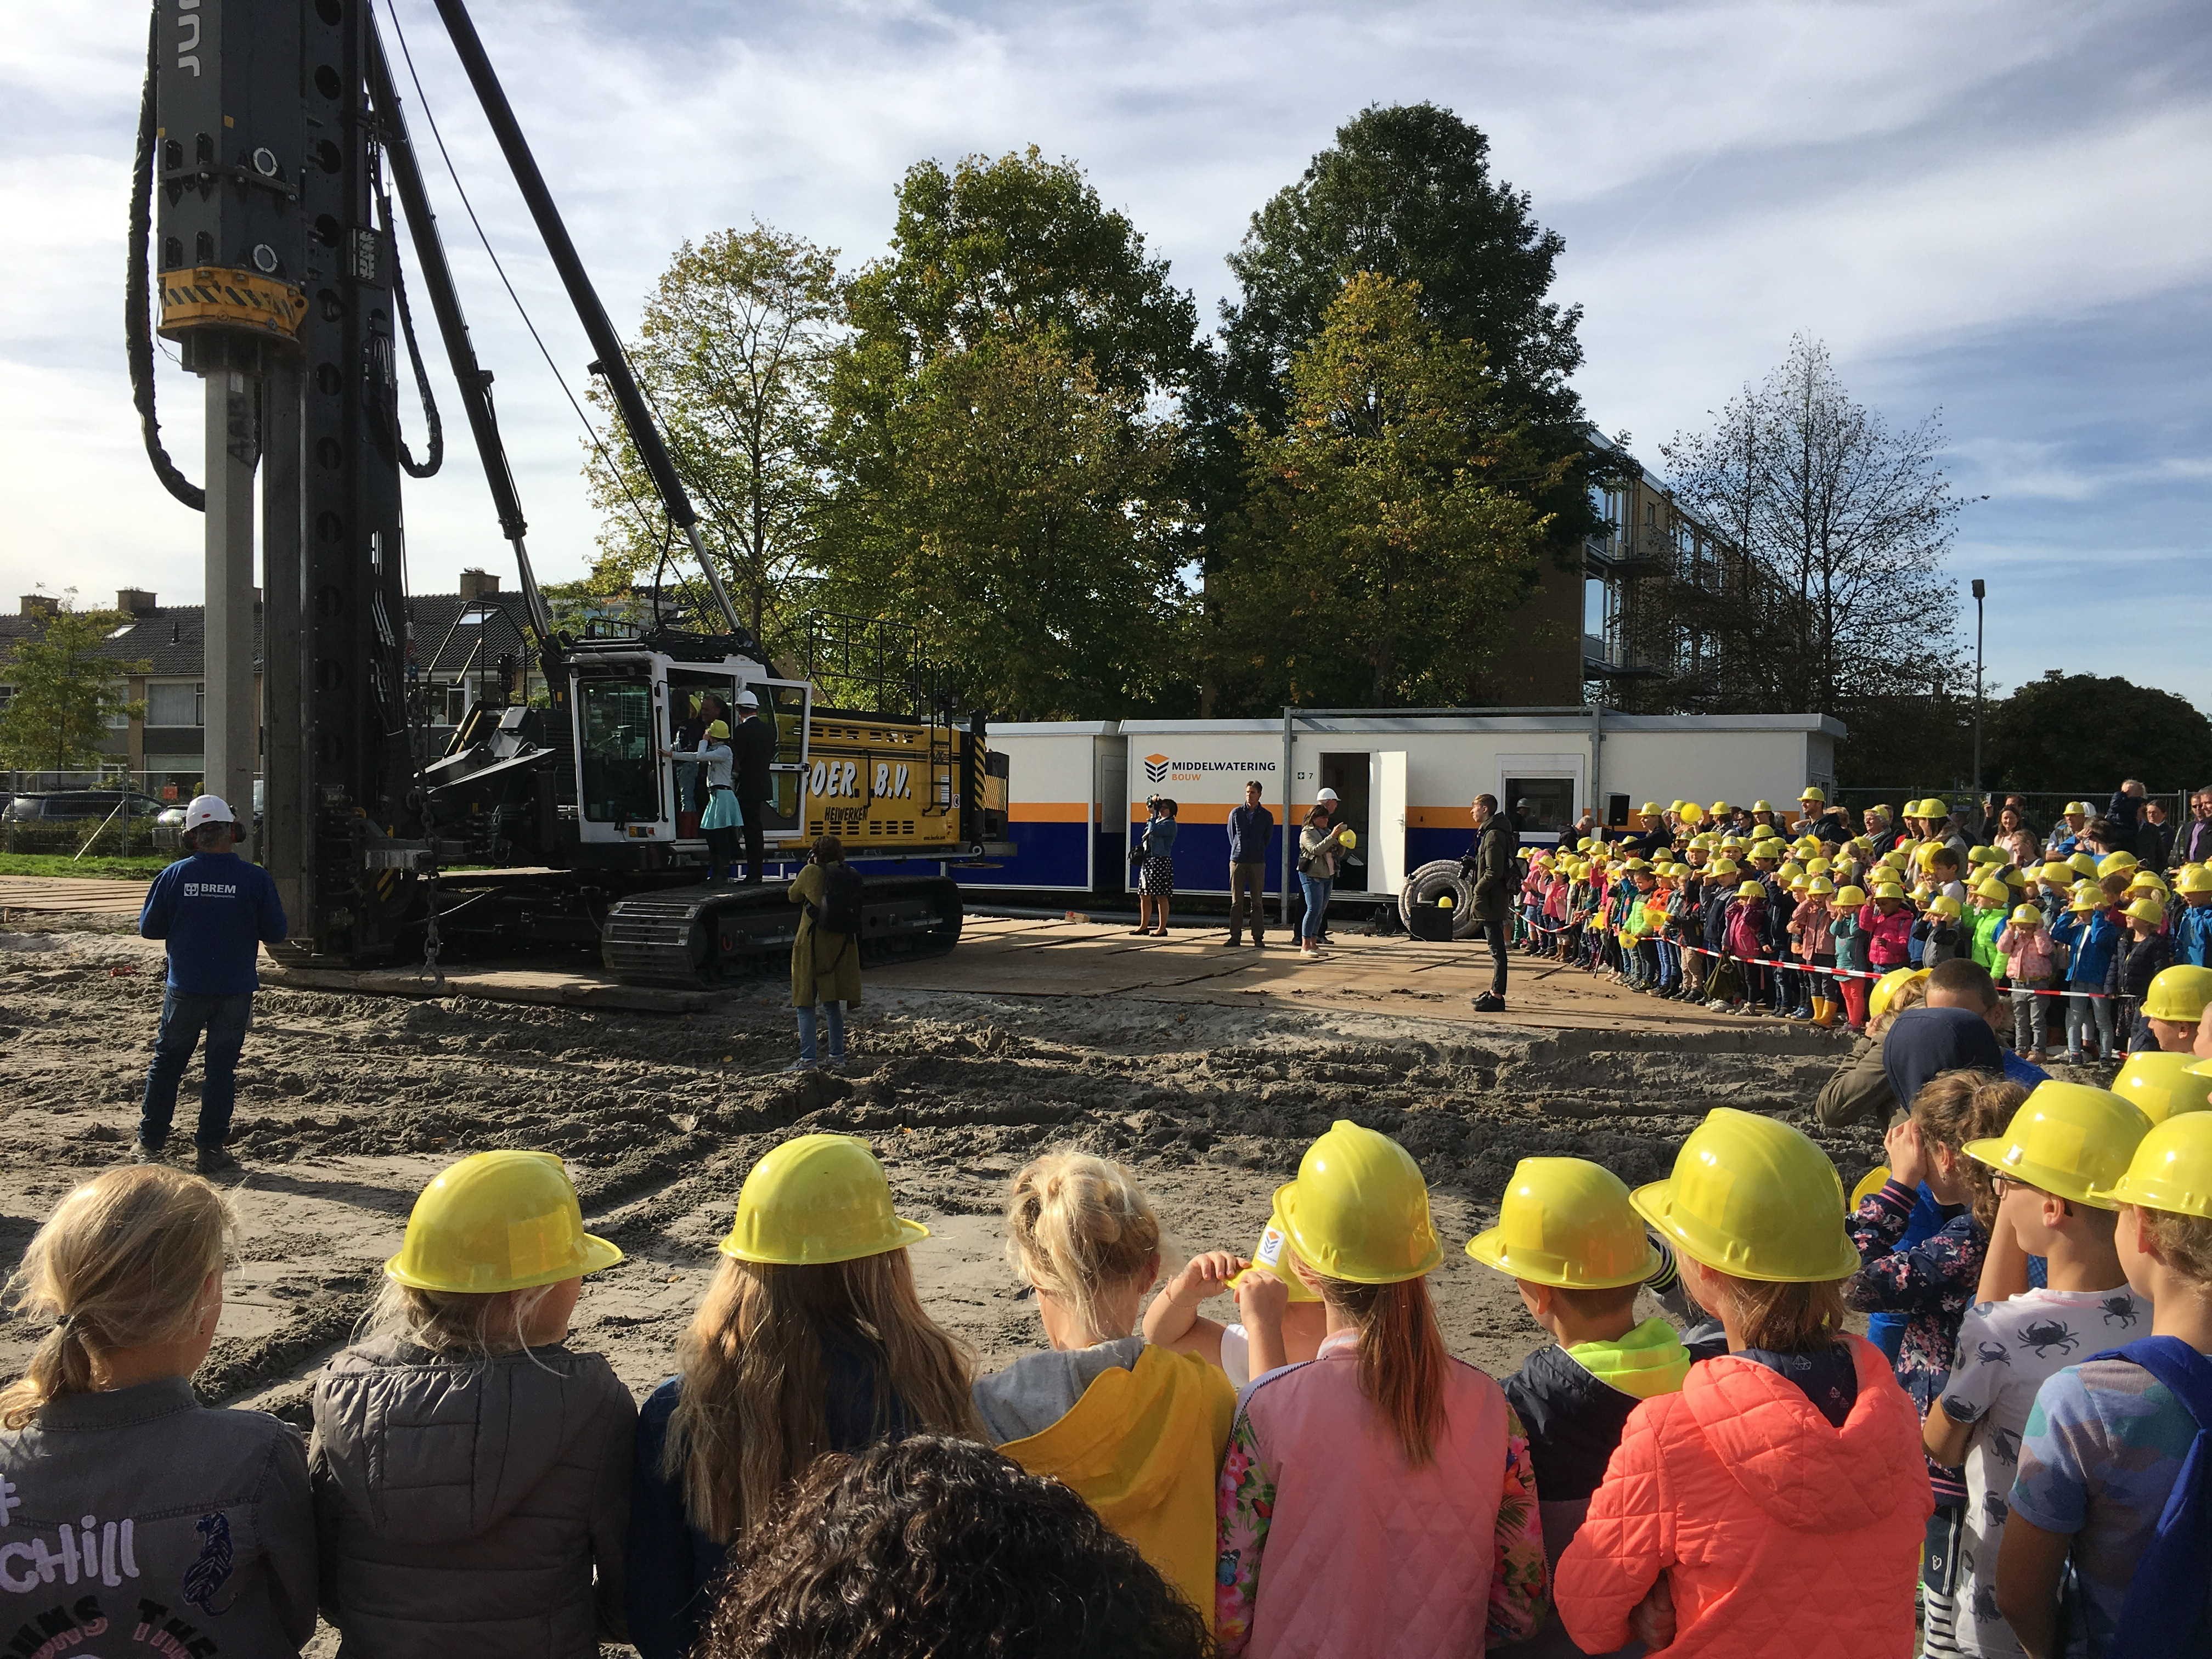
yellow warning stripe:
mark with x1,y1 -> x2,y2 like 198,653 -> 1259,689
157,266 -> 308,341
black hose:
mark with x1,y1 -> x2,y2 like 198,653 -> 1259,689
380,188 -> 444,478
127,5 -> 202,511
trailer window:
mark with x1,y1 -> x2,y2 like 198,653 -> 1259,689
579,679 -> 659,822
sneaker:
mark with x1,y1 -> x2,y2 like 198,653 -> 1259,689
129,1136 -> 166,1164
1251,938 -> 1266,949
2064,1051 -> 2084,1066
1472,991 -> 1507,1013
825,1054 -> 847,1073
194,1146 -> 242,1178
783,1058 -> 818,1074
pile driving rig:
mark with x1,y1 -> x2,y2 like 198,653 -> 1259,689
134,0 -> 1008,985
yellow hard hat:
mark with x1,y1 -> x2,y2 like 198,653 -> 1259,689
1276,1121 -> 1443,1285
1800,785 -> 1827,804
1793,835 -> 1821,855
2112,1052 -> 2212,1126
2142,964 -> 2212,1024
1963,1081 -> 2152,1209
2176,865 -> 2212,897
1468,1158 -> 1660,1290
1808,876 -> 1836,896
2098,850 -> 2139,878
1969,845 -> 2003,865
2008,904 -> 2045,927
2038,861 -> 2075,885
1881,848 -> 1910,868
2091,1111 -> 2212,1218
1708,859 -> 1739,878
1736,880 -> 1765,900
1752,800 -> 1775,815
385,1151 -> 623,1294
1709,800 -> 1731,816
2124,896 -> 2166,928
1807,856 -> 1832,874
1229,1209 -> 1321,1303
2005,868 -> 2032,888
1979,880 -> 2012,905
1641,801 -> 1663,817
1849,1165 -> 1892,1210
2069,885 -> 2104,912
1631,1109 -> 1858,1282
1835,884 -> 1867,907
1871,879 -> 1906,900
1435,893 -> 1454,909
1928,894 -> 1963,919
705,719 -> 731,740
1338,828 -> 1358,850
1914,842 -> 1943,870
2066,852 -> 2100,880
1779,860 -> 1805,882
718,1134 -> 930,1266
2063,801 -> 2091,819
2130,871 -> 2169,897
1869,966 -> 1928,1022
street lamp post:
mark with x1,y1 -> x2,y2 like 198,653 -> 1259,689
1971,579 -> 1986,804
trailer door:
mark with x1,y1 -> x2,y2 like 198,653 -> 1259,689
1375,751 -> 1409,896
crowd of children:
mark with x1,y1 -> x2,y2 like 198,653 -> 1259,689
8,1051 -> 2212,1657
1512,788 -> 2212,1065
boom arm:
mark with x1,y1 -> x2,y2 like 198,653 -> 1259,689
426,0 -> 744,637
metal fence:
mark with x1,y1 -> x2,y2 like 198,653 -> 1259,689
1828,787 -> 2194,842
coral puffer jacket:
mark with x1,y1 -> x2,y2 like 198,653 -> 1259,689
1554,1336 -> 1929,1658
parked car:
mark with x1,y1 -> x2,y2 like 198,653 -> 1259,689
3,790 -> 166,823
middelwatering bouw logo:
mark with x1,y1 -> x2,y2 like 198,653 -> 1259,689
1141,755 -> 1277,786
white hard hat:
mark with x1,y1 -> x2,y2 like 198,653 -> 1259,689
183,794 -> 235,831
1316,788 -> 1340,803
735,689 -> 759,708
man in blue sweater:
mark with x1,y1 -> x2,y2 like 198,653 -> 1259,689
134,794 -> 288,1175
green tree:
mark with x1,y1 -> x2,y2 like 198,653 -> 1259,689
1985,674 -> 2212,794
1206,274 -> 1555,709
0,607 -> 146,770
816,149 -> 1204,715
1209,103 -> 1604,578
585,224 -> 842,648
817,332 -> 1185,719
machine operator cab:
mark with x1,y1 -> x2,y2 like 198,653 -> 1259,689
568,637 -> 808,859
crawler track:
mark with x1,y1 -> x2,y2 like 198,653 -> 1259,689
600,874 -> 963,987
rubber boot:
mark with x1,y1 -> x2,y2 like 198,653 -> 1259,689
1813,996 -> 1839,1028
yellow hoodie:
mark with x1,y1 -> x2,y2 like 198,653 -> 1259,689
977,1339 -> 1234,1625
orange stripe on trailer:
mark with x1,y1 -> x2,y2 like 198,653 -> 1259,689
1010,802 -> 1092,823
1407,806 -> 1480,828
1130,803 -> 1239,825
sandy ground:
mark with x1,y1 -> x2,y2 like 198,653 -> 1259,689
2,911 -> 1886,1649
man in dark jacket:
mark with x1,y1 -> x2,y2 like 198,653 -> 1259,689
1463,794 -> 1518,1012
2176,788 -> 2212,870
2137,798 -> 2175,872
136,794 -> 288,1174
1224,779 -> 1274,947
730,688 -> 776,883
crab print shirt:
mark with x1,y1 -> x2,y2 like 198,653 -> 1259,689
1939,1286 -> 2148,1655
1844,1178 -> 1989,1504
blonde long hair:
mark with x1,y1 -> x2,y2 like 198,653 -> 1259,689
664,1251 -> 980,1543
1,1168 -> 231,1429
1313,1274 -> 1451,1467
1002,1152 -> 1161,1340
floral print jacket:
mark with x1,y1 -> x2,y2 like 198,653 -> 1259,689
1844,1176 -> 1988,1501
1214,1398 -> 1547,1652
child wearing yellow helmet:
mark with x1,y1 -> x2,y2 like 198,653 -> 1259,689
1925,1083 -> 2153,1657
1554,1110 -> 1929,1656
2052,889 -> 2124,1065
975,1154 -> 1233,1624
1996,902 -> 2061,1064
1468,1158 -> 1699,1625
629,1135 -> 979,1659
1788,874 -> 1839,1024
2111,898 -> 2175,1055
2174,864 -> 2212,970
315,1151 -> 631,1658
0,1169 -> 318,1658
1215,1122 -> 1547,1654
1830,885 -> 1874,1030
2002,1111 -> 2212,1657
2136,964 -> 2212,1055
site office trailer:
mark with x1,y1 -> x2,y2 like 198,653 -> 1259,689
1114,713 -> 1843,901
953,722 -> 1126,893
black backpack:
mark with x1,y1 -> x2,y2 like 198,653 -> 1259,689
809,864 -> 866,936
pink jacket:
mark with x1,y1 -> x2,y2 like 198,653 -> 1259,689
1555,1336 -> 1929,1658
1995,922 -> 2056,983
1218,1334 -> 1533,1659
1858,902 -> 1915,968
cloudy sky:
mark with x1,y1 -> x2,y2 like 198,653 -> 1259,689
5,0 -> 2208,710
